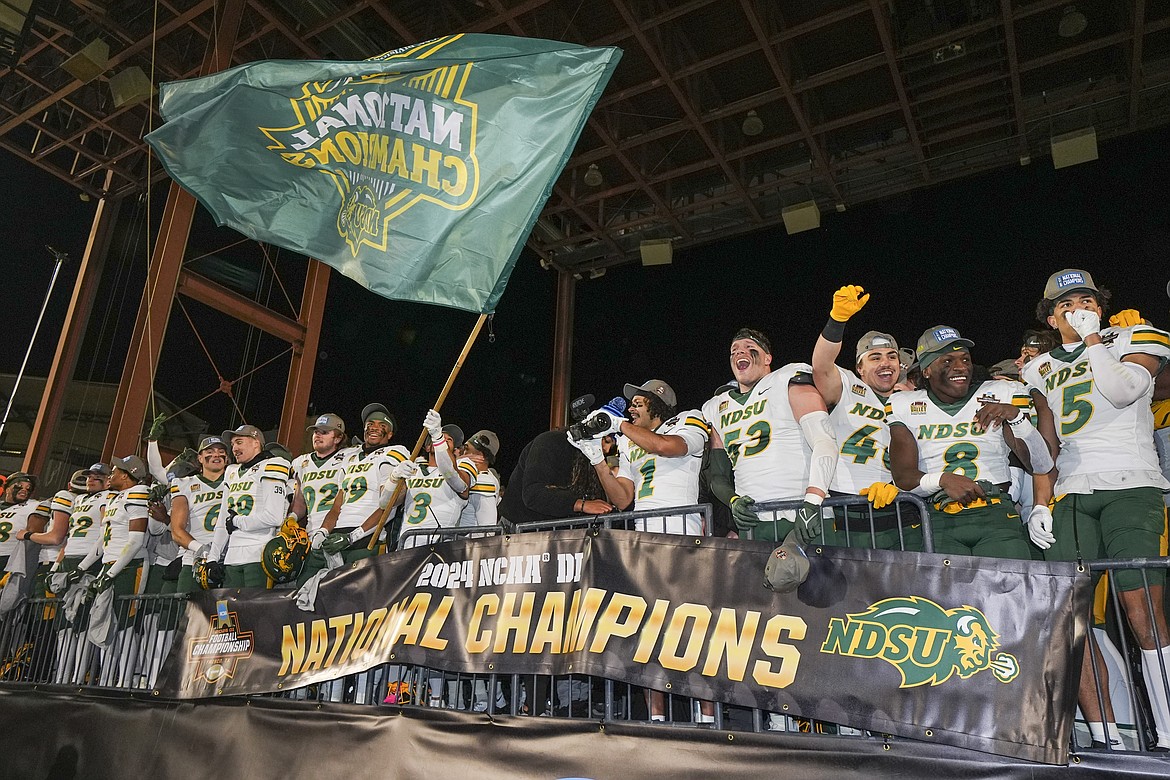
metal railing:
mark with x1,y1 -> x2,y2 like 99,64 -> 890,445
747,493 -> 934,553
1,500 -> 1167,755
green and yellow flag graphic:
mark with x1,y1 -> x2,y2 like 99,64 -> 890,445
146,34 -> 621,313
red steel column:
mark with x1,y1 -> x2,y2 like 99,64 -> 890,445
101,0 -> 246,458
277,259 -> 330,451
23,171 -> 120,476
549,269 -> 576,430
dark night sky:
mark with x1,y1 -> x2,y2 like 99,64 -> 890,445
3,126 -> 1170,479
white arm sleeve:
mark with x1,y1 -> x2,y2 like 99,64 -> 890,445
798,410 -> 837,495
1008,419 -> 1055,475
146,440 -> 169,485
105,530 -> 145,578
78,534 -> 104,572
433,446 -> 468,494
1085,343 -> 1153,407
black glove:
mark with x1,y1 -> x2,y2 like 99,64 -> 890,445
225,512 -> 238,534
794,500 -> 823,545
729,495 -> 759,530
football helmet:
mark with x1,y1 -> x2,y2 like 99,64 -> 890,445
261,517 -> 309,584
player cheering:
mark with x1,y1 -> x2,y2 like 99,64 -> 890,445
811,285 -> 919,551
204,425 -> 295,590
887,326 -> 1052,559
316,403 -> 409,562
572,378 -> 714,723
165,436 -> 228,593
76,455 -> 151,687
0,473 -> 39,585
291,413 -> 351,584
1023,269 -> 1170,750
702,328 -> 837,545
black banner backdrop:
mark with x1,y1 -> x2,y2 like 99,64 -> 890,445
158,530 -> 1090,764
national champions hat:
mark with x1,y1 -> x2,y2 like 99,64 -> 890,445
111,455 -> 148,482
916,325 -> 974,368
763,532 -> 810,593
466,430 -> 500,463
1043,269 -> 1099,301
198,435 -> 227,453
222,424 -> 265,445
307,413 -> 346,434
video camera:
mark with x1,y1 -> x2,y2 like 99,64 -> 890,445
567,393 -> 627,441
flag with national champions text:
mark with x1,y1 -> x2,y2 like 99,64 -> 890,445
145,34 -> 621,313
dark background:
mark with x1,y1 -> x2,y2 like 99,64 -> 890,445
2,126 -> 1169,479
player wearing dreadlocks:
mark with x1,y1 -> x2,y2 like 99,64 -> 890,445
1023,269 -> 1170,750
811,285 -> 920,551
317,403 -> 409,562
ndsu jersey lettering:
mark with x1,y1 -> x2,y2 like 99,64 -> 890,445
402,458 -> 478,545
618,410 -> 709,535
1022,324 -> 1170,493
828,366 -> 891,493
0,501 -> 36,557
887,380 -> 1028,486
702,363 -> 812,501
292,449 -> 349,531
62,490 -> 112,559
170,474 -> 224,565
334,445 -> 409,531
100,485 -> 150,564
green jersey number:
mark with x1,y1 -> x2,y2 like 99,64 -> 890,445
229,494 -> 254,516
724,420 -> 772,467
1060,381 -> 1094,436
942,442 -> 979,479
203,503 -> 221,533
842,425 -> 881,464
70,515 -> 94,538
406,493 -> 432,525
344,476 -> 368,503
0,522 -> 10,543
637,459 -> 657,499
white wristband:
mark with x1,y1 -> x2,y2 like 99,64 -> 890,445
915,472 -> 943,496
803,492 -> 824,506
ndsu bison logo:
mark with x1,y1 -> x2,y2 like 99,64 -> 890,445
820,597 -> 1019,687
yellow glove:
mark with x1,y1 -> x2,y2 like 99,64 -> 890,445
830,285 -> 870,322
860,482 -> 899,510
1108,309 -> 1145,328
1152,398 -> 1170,430
279,514 -> 302,538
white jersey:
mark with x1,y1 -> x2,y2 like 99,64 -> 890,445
617,410 -> 709,535
334,445 -> 410,532
702,364 -> 813,502
886,380 -> 1030,488
220,456 -> 293,566
0,501 -> 37,558
400,458 -> 478,548
62,490 -> 112,560
458,468 -> 502,530
32,489 -> 74,564
99,484 -> 151,565
827,366 -> 892,493
1022,325 -> 1170,494
169,474 -> 225,566
291,449 -> 349,532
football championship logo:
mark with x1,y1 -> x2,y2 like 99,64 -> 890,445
188,600 -> 255,686
820,597 -> 1019,687
259,36 -> 480,257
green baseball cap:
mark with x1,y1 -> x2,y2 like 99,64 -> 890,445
916,325 -> 974,368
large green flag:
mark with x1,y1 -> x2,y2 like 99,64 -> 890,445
145,35 -> 620,313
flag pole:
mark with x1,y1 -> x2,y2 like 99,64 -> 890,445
367,312 -> 489,550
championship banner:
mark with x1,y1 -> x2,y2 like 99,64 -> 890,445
158,530 -> 1089,764
144,35 -> 621,312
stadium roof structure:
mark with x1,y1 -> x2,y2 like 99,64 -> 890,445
4,0 -> 1170,275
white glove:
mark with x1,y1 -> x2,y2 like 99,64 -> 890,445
567,431 -> 605,465
1065,309 -> 1100,340
309,528 -> 328,550
1027,505 -> 1056,550
584,409 -> 624,438
391,460 -> 419,481
424,408 -> 443,442
193,542 -> 212,559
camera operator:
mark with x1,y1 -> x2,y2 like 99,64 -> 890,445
498,395 -> 620,526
